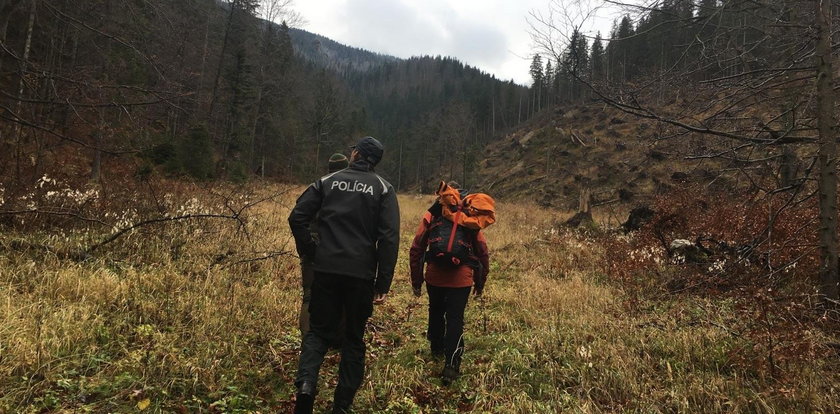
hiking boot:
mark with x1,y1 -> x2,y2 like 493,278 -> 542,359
294,381 -> 316,414
440,365 -> 460,386
331,404 -> 351,414
332,386 -> 354,414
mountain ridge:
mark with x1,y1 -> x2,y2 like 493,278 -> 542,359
288,27 -> 399,73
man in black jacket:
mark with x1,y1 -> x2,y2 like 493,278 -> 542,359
288,136 -> 400,414
299,153 -> 349,339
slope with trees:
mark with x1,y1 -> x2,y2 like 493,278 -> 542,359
520,0 -> 840,302
0,0 -> 533,203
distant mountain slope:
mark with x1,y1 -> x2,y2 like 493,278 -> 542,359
288,28 -> 398,73
286,28 -> 530,191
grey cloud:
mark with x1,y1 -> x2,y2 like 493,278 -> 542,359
446,21 -> 509,71
305,0 -> 523,80
335,0 -> 449,57
334,0 -> 508,70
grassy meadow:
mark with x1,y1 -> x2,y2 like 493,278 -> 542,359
1,184 -> 838,413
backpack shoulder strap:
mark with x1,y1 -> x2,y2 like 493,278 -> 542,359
446,209 -> 463,253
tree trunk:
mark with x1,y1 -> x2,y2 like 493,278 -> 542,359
779,146 -> 798,188
196,8 -> 211,110
91,0 -> 114,182
530,89 -> 534,118
91,129 -> 102,182
0,0 -> 25,75
0,16 -> 9,76
248,24 -> 272,173
397,136 -> 403,191
13,0 -> 36,183
815,0 -> 839,302
208,0 -> 238,117
579,185 -> 591,214
491,94 -> 496,136
248,85 -> 263,171
461,131 -> 467,187
313,128 -> 321,175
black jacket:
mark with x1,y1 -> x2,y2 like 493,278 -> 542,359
288,161 -> 400,294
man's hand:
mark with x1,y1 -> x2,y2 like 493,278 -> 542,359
373,293 -> 387,304
298,240 -> 317,259
412,287 -> 422,297
473,287 -> 483,297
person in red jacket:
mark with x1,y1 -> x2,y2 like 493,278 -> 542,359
409,183 -> 490,385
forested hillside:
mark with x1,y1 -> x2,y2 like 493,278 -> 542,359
287,28 -> 529,190
288,28 -> 397,73
346,57 -> 527,191
496,0 -> 840,302
0,0 -> 530,199
0,0 -> 305,184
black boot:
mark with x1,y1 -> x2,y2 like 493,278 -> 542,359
294,381 -> 316,414
441,365 -> 460,386
332,385 -> 354,414
331,403 -> 350,414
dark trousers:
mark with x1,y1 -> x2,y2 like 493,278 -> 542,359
300,261 -> 346,343
426,285 -> 471,369
299,260 -> 315,336
296,272 -> 374,408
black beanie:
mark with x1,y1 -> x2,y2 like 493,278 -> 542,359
328,153 -> 349,172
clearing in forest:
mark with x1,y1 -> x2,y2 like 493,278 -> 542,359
1,187 -> 838,413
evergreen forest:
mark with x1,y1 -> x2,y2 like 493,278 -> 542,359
0,0 -> 530,192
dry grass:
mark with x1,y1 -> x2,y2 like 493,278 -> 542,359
1,184 -> 838,413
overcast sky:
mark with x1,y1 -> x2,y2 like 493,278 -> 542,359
293,0 -> 619,86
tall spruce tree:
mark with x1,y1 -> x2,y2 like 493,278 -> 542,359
608,16 -> 635,82
544,60 -> 554,107
529,54 -> 544,113
590,32 -> 605,82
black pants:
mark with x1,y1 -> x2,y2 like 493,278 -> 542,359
426,285 -> 471,369
299,260 -> 315,336
296,272 -> 374,407
300,261 -> 347,344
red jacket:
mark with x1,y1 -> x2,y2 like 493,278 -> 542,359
409,211 -> 490,291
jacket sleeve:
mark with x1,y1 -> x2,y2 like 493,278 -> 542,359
374,186 -> 400,294
473,231 -> 490,293
409,212 -> 432,289
288,181 -> 323,257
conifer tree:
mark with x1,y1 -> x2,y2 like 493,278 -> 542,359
529,54 -> 544,113
590,32 -> 605,82
608,16 -> 635,82
544,60 -> 554,107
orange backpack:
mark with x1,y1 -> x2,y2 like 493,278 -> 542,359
434,181 -> 496,230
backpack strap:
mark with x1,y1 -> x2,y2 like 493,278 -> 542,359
427,201 -> 443,218
447,209 -> 463,254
